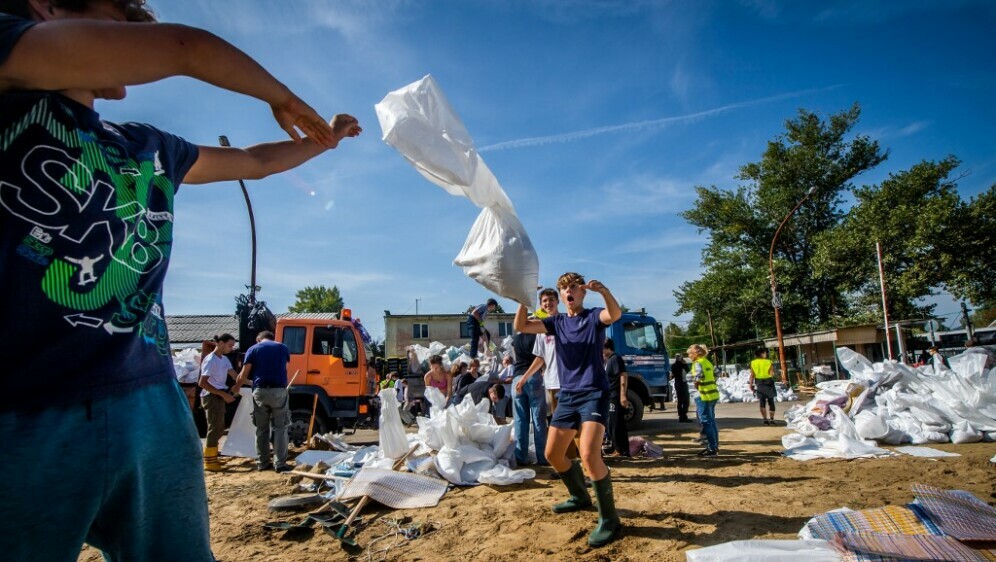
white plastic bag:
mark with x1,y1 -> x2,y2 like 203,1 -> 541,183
375,75 -> 539,308
378,388 -> 409,459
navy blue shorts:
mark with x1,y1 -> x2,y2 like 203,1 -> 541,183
550,389 -> 610,430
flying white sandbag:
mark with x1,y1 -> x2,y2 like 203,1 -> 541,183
375,74 -> 538,308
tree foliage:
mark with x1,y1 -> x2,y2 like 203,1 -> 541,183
289,285 -> 344,314
677,104 -> 886,342
676,103 -> 993,344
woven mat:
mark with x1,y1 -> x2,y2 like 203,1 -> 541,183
912,484 -> 996,542
832,531 -> 993,562
339,468 -> 447,509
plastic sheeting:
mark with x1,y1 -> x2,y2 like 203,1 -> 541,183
685,540 -> 841,562
376,75 -> 539,308
783,348 -> 996,460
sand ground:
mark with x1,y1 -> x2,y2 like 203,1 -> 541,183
80,399 -> 995,562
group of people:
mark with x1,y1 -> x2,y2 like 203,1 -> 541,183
197,330 -> 295,472
0,1 -> 361,560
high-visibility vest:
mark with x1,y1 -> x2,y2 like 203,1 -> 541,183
751,358 -> 773,380
695,357 -> 719,402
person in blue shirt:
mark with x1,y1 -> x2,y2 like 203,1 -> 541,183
513,272 -> 623,547
0,1 -> 360,560
232,331 -> 292,472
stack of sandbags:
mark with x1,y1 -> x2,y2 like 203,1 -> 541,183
783,348 -> 996,460
173,348 -> 201,383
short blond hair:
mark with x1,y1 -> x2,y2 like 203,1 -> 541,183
687,343 -> 709,358
557,272 -> 585,289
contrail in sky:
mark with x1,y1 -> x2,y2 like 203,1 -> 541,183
478,85 -> 843,152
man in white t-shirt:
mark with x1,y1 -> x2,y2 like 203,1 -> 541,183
199,334 -> 238,472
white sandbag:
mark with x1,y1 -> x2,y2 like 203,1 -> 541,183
950,420 -> 984,444
378,389 -> 410,459
477,463 -> 536,486
375,75 -> 538,308
454,206 -> 539,309
435,444 -> 497,485
685,539 -> 841,562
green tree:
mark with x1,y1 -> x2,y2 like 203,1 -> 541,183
812,157 -> 964,322
677,104 -> 886,341
942,184 -> 996,307
289,285 -> 344,314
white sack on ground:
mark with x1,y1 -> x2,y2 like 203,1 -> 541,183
379,388 -> 410,459
376,75 -> 539,308
220,388 -> 256,458
685,539 -> 841,562
783,347 -> 996,460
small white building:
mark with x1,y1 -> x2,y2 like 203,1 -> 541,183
383,311 -> 515,359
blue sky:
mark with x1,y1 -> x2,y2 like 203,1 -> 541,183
98,0 -> 995,340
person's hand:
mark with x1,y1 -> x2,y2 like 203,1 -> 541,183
585,279 -> 607,294
270,93 -> 335,147
514,380 -> 525,395
621,396 -> 629,409
222,392 -> 236,404
330,114 -> 362,146
230,384 -> 241,395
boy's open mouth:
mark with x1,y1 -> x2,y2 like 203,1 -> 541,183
566,296 -> 575,303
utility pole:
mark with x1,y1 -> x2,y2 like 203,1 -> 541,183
962,301 -> 975,342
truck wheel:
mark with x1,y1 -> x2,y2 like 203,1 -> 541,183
623,390 -> 644,430
288,408 -> 328,447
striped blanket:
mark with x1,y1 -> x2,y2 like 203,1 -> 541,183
805,489 -> 996,562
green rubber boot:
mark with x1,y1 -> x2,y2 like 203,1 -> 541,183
588,474 -> 622,547
552,462 -> 592,513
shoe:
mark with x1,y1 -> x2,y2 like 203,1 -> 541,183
588,474 -> 622,547
275,465 -> 293,473
693,437 -> 707,444
678,418 -> 693,423
257,464 -> 274,472
763,419 -> 771,425
697,449 -> 718,457
552,462 -> 593,513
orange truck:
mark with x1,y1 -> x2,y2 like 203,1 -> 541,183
275,311 -> 376,445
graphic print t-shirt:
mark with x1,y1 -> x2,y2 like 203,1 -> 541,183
1,14 -> 199,410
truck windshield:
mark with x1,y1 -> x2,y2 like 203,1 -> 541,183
624,322 -> 662,352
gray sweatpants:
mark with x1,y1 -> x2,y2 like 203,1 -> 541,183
252,388 -> 290,468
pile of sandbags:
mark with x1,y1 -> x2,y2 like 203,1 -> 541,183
716,369 -> 797,403
407,338 -> 511,375
173,348 -> 201,383
782,347 -> 996,460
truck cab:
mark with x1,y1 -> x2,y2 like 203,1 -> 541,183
606,310 -> 671,428
276,311 -> 375,444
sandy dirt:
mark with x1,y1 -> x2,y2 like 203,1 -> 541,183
80,399 -> 995,562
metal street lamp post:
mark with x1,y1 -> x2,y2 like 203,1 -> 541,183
768,186 -> 817,385
218,135 -> 258,305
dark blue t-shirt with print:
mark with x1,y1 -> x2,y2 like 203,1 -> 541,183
244,340 -> 290,388
0,14 -> 199,410
542,307 -> 609,392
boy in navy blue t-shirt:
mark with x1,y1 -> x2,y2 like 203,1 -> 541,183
513,272 -> 623,547
0,2 -> 360,560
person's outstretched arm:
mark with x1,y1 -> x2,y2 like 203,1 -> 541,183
184,114 -> 361,184
0,20 -> 335,145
